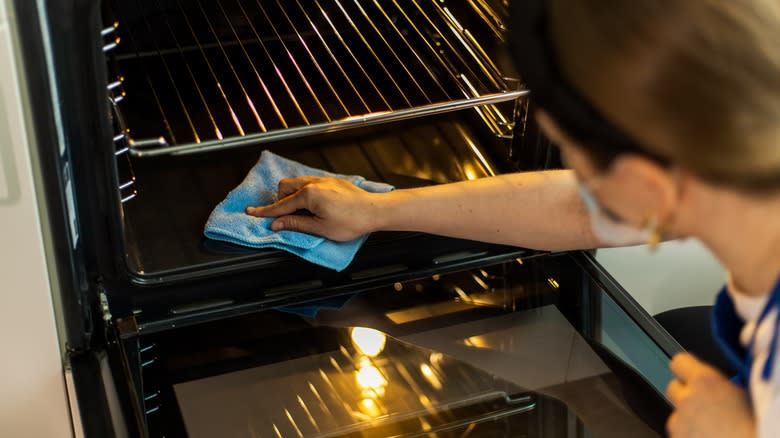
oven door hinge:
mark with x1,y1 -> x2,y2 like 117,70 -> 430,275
98,288 -> 112,323
96,283 -> 140,339
96,283 -> 115,344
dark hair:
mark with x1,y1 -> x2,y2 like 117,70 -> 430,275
510,0 -> 780,191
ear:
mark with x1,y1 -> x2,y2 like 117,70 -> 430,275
608,154 -> 680,223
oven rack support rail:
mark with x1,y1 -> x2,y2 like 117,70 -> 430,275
128,90 -> 529,157
103,22 -> 139,203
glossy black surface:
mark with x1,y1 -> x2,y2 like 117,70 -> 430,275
174,326 -> 572,437
121,113 -> 526,288
131,253 -> 678,437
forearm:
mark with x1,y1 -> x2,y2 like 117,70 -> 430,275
372,169 -> 601,251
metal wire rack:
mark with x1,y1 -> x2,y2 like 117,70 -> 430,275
105,0 -> 525,157
104,24 -> 139,204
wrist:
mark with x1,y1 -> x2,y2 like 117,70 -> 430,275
368,190 -> 406,232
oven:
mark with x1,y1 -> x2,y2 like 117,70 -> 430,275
6,0 -> 682,436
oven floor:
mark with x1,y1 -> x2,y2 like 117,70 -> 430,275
121,114 -> 512,282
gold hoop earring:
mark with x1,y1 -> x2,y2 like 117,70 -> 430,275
645,215 -> 665,252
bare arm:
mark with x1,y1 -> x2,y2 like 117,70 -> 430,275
376,170 -> 600,251
247,169 -> 602,251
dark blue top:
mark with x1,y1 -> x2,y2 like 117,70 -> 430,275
712,277 -> 780,390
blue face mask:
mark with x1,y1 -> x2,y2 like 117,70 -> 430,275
577,183 -> 651,247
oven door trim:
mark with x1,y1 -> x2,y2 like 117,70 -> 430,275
11,0 -> 115,352
574,251 -> 685,358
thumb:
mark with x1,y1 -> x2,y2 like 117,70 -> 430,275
271,215 -> 321,235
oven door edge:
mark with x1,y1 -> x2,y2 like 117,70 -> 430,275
12,0 -> 129,354
574,251 -> 685,358
66,338 -> 147,438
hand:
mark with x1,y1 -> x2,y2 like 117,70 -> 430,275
667,352 -> 755,438
246,176 -> 384,241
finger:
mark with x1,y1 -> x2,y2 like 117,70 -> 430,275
669,353 -> 725,383
666,412 -> 680,437
246,191 -> 308,217
271,215 -> 320,235
669,353 -> 701,382
666,379 -> 685,405
278,176 -> 322,198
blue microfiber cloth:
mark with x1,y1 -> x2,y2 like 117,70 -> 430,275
204,150 -> 393,271
275,294 -> 356,318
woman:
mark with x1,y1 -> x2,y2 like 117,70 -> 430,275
248,1 -> 780,436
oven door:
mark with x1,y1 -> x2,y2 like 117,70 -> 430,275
72,252 -> 681,438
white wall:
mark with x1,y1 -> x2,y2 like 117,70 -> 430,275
0,2 -> 74,437
596,239 -> 724,316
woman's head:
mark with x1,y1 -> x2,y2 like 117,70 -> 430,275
546,0 -> 780,191
510,0 -> 780,243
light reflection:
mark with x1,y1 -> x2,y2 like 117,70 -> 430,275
356,364 -> 387,393
455,123 -> 496,176
297,395 -> 320,432
319,369 -> 338,394
471,274 -> 488,290
419,394 -> 433,409
453,286 -> 472,303
355,358 -> 388,418
463,163 -> 478,181
351,327 -> 387,357
343,110 -> 391,121
420,363 -> 443,390
359,397 -> 382,417
463,336 -> 490,349
308,381 -> 327,409
285,408 -> 303,438
330,356 -> 344,373
547,278 -> 560,289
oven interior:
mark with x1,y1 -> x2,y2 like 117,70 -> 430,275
102,0 -> 553,291
81,1 -> 677,437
